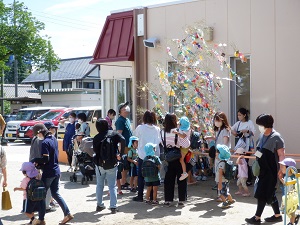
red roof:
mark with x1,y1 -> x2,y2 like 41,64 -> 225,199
90,11 -> 134,64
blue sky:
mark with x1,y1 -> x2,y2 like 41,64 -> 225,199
3,0 -> 176,59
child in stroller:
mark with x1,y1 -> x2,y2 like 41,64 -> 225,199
69,135 -> 95,185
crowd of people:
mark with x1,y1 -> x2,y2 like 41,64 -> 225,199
1,102 -> 298,225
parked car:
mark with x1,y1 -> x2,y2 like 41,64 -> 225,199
5,106 -> 65,142
57,106 -> 102,138
17,108 -> 72,143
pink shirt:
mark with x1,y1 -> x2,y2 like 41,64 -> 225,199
20,177 -> 30,200
238,158 -> 248,178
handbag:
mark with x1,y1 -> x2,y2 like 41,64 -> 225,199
2,187 -> 12,210
252,160 -> 260,177
162,130 -> 181,162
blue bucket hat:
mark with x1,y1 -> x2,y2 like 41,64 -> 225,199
216,144 -> 231,161
128,136 -> 139,148
179,116 -> 190,131
144,143 -> 157,156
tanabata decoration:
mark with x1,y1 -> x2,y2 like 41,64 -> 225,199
143,24 -> 246,137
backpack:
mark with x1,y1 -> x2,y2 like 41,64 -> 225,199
190,130 -> 202,150
141,156 -> 158,177
220,160 -> 236,181
26,178 -> 47,201
95,131 -> 118,170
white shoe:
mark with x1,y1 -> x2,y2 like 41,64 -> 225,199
67,167 -> 73,172
179,172 -> 188,181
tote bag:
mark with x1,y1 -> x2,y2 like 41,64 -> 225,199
2,187 -> 12,210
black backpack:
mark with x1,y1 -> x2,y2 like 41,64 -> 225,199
26,178 -> 47,201
219,160 -> 236,181
190,130 -> 202,150
141,156 -> 158,177
96,131 -> 118,170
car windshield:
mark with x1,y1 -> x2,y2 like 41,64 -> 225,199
15,111 -> 33,121
38,111 -> 61,120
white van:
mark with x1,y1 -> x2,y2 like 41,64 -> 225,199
5,106 -> 64,142
58,106 -> 102,138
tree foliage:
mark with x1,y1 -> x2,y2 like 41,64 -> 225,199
0,0 -> 60,77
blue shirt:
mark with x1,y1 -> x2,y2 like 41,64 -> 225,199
63,122 -> 75,151
41,135 -> 60,178
115,116 -> 132,146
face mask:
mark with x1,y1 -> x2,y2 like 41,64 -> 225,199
69,118 -> 75,123
38,137 -> 44,141
258,125 -> 266,134
214,121 -> 222,128
78,119 -> 82,124
124,106 -> 130,112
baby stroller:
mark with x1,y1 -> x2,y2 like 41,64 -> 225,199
69,135 -> 95,185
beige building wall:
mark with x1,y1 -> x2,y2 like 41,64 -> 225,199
145,0 -> 300,153
42,93 -> 101,107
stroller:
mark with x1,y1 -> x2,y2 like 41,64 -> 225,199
69,135 -> 95,185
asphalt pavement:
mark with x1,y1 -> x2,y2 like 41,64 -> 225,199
1,142 -> 279,225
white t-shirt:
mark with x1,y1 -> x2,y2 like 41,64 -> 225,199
231,120 -> 256,150
215,128 -> 231,148
133,124 -> 161,160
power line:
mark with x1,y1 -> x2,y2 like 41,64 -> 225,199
30,11 -> 100,29
28,8 -> 101,26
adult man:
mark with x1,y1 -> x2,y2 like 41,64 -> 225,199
115,102 -> 132,188
93,119 -> 125,214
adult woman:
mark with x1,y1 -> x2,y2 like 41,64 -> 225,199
161,113 -> 187,206
245,114 -> 285,224
31,123 -> 73,224
132,110 -> 161,202
77,113 -> 90,136
231,108 -> 256,185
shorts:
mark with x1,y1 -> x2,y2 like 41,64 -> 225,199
145,180 -> 161,187
117,171 -> 122,180
220,181 -> 230,197
23,199 -> 42,214
180,147 -> 189,155
237,177 -> 247,188
129,165 -> 138,177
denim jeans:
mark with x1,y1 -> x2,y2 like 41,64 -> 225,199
42,175 -> 70,216
95,166 -> 117,208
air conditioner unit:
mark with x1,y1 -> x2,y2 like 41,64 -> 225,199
143,37 -> 159,48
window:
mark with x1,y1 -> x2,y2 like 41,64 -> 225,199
83,82 -> 94,89
230,56 -> 251,125
35,82 -> 44,91
62,81 -> 72,88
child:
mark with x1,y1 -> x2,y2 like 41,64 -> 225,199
172,116 -> 191,181
216,144 -> 236,209
234,148 -> 250,196
279,158 -> 299,225
143,143 -> 161,205
14,162 -> 46,225
127,136 -> 139,192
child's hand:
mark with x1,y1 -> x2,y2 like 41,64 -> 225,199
134,160 -> 138,166
240,155 -> 244,159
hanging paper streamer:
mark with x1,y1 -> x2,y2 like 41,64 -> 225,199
142,23 -> 246,137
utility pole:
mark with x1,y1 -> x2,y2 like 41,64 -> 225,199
48,40 -> 52,89
13,0 -> 18,97
1,69 -> 4,115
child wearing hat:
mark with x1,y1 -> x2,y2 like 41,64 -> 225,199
278,158 -> 299,225
144,143 -> 161,205
216,144 -> 236,209
172,116 -> 191,181
234,148 -> 250,197
127,136 -> 139,192
14,162 -> 45,225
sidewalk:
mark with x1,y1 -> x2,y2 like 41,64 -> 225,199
1,142 -> 276,225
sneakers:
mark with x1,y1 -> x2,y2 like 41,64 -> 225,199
228,199 -> 236,205
196,175 -> 203,181
110,208 -> 118,214
32,219 -> 46,225
178,201 -> 184,206
152,200 -> 159,205
130,188 -> 137,192
264,215 -> 282,222
242,193 -> 251,197
163,202 -> 171,207
96,205 -> 106,212
145,200 -> 152,204
179,172 -> 188,181
45,207 -> 56,213
60,214 -> 74,224
201,175 -> 208,181
67,167 -> 73,172
245,216 -> 261,224
212,184 -> 218,190
118,191 -> 124,195
221,201 -> 230,209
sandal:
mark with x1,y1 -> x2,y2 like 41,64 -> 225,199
235,191 -> 242,195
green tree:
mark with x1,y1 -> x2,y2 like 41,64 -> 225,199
0,0 -> 60,79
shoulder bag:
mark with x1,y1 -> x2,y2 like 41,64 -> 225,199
162,130 -> 181,162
